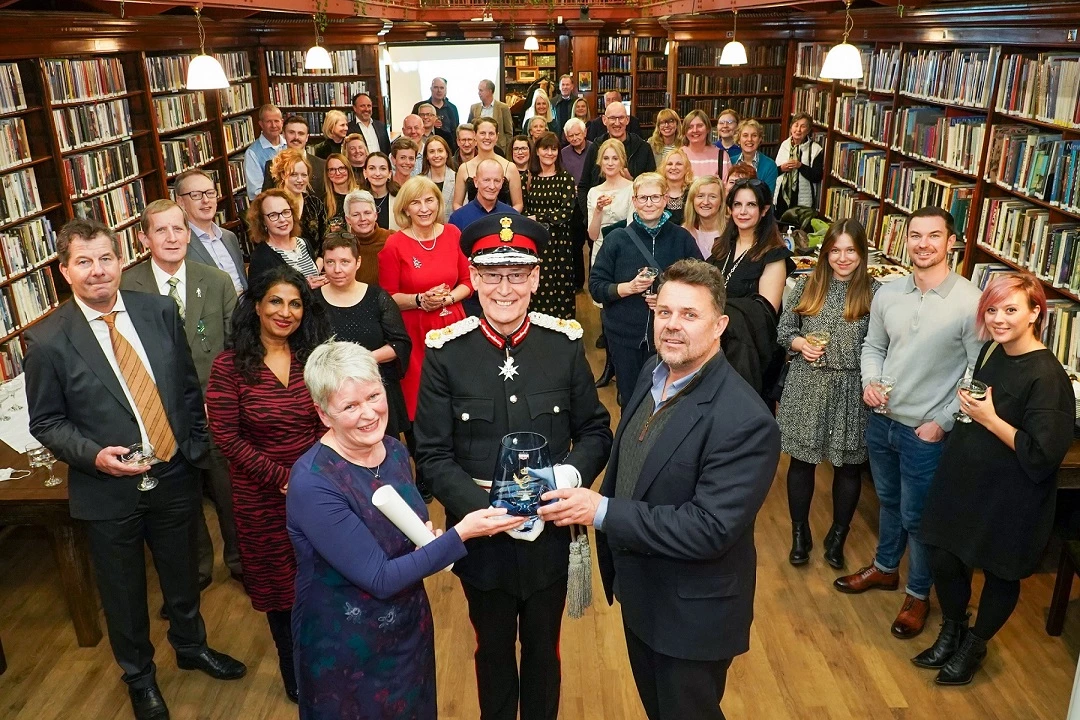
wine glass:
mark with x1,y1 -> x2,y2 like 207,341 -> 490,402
955,370 -> 987,424
26,442 -> 61,487
869,375 -> 896,414
121,443 -> 160,491
805,330 -> 832,367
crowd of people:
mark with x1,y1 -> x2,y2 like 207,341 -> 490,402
20,70 -> 1077,720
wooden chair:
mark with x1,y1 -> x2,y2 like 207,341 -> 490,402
1047,539 -> 1080,635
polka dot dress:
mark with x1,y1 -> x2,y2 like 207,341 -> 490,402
524,170 -> 578,319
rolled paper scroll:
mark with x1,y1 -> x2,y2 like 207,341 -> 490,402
372,485 -> 453,572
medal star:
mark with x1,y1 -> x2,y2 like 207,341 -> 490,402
498,355 -> 519,381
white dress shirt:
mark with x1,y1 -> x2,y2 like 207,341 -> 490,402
354,117 -> 381,156
74,293 -> 155,446
150,259 -> 186,303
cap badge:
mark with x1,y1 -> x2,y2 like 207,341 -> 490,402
499,216 -> 514,243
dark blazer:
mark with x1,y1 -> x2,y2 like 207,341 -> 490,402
412,97 -> 461,138
120,260 -> 236,391
247,239 -> 318,286
348,116 -> 392,154
596,352 -> 779,662
25,292 -> 211,521
262,153 -> 326,196
576,133 -> 656,215
185,226 -> 248,292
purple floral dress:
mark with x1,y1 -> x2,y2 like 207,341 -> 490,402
286,437 -> 467,719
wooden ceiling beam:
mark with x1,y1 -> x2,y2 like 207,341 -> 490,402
81,0 -> 179,15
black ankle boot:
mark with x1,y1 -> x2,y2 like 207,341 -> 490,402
912,615 -> 969,669
822,523 -> 850,569
789,522 -> 812,566
280,657 -> 299,703
935,632 -> 987,685
595,353 -> 615,389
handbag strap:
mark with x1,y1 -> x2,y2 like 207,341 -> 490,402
978,341 -> 999,371
626,223 -> 659,269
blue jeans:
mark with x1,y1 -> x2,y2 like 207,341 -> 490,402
865,413 -> 947,600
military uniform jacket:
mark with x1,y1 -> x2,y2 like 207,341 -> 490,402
415,312 -> 613,598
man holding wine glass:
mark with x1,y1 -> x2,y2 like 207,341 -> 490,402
836,206 -> 984,641
24,218 -> 246,720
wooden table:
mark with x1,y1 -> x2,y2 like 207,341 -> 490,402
0,446 -> 101,671
1060,441 -> 1080,490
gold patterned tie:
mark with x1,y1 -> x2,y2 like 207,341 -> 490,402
100,312 -> 177,463
167,277 -> 185,323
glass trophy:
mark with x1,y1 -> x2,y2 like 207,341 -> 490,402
490,432 -> 557,533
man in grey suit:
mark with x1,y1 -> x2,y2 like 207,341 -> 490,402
175,169 -> 247,296
122,198 -> 241,591
469,79 -> 515,155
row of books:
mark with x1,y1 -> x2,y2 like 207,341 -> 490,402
794,43 -> 830,79
52,98 -> 133,153
0,169 -> 42,225
269,81 -> 368,109
899,46 -> 1000,110
64,140 -> 139,198
0,339 -> 24,381
0,64 -> 26,114
265,49 -> 358,77
144,54 -> 194,94
977,196 -> 1080,292
842,46 -> 900,95
639,56 -> 667,72
72,179 -> 145,230
823,187 -> 881,246
892,107 -> 985,175
597,76 -> 631,93
0,267 -> 60,337
117,224 -> 146,267
794,85 -> 830,126
637,37 -> 665,53
879,214 -> 911,265
636,91 -> 666,107
677,73 -> 784,96
0,117 -> 31,172
161,131 -> 214,177
833,95 -> 892,146
637,110 -> 659,126
675,97 -> 782,122
228,158 -> 245,194
598,55 -> 631,72
884,162 -> 971,216
984,126 -> 1075,203
44,57 -> 127,103
599,36 -> 632,53
996,52 -> 1080,128
831,142 -> 887,197
637,73 -> 666,90
152,93 -> 207,133
223,116 -> 255,155
0,216 -> 56,279
678,44 -> 785,68
218,82 -> 254,117
216,51 -> 252,81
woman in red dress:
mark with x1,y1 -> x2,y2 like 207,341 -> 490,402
205,265 -> 332,704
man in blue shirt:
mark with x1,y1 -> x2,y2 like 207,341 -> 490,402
243,104 -> 286,200
448,158 -> 517,231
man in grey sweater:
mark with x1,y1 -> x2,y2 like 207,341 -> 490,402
835,206 -> 984,640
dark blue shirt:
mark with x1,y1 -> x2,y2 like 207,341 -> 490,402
447,198 -> 517,231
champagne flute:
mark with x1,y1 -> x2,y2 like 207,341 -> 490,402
638,266 -> 659,301
121,443 -> 160,492
955,372 -> 987,424
869,375 -> 896,414
26,442 -> 61,487
805,330 -> 831,367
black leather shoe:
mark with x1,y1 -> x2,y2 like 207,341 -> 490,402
912,615 -> 969,669
129,683 -> 169,720
281,658 -> 299,704
823,523 -> 850,569
595,359 -> 615,389
935,632 -> 987,685
595,334 -> 606,349
177,648 -> 247,680
789,522 -> 812,566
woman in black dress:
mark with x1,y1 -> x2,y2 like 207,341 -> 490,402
915,273 -> 1074,685
524,131 -> 577,319
316,233 -> 412,439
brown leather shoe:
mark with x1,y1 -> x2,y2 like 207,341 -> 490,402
833,564 -> 900,594
891,594 -> 930,639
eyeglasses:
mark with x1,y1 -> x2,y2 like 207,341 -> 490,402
478,270 -> 531,285
659,119 -> 677,126
605,115 -> 627,123
264,208 -> 294,221
717,119 -> 738,126
635,194 -> 664,205
327,166 -> 350,174
178,189 -> 218,201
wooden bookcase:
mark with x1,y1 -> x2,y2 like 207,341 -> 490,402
502,39 -> 557,103
633,36 -> 668,133
597,35 -> 633,114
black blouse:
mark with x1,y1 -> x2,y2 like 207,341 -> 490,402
710,244 -> 795,305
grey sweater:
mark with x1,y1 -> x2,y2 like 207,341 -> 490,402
860,271 -> 984,432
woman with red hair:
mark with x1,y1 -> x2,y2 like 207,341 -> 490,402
915,272 -> 1074,686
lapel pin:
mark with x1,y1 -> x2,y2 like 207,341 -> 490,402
196,288 -> 202,298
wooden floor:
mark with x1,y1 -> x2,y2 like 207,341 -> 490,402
2,290 -> 1079,719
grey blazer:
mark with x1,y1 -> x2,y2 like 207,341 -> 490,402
186,226 -> 248,292
120,260 -> 237,392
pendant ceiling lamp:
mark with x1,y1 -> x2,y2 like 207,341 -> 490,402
305,13 -> 333,71
719,8 -> 747,66
524,35 -> 540,51
185,7 -> 229,90
820,0 -> 864,80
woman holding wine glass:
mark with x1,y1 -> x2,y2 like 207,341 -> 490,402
914,273 -> 1073,686
776,219 -> 879,569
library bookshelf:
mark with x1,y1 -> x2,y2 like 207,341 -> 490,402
503,39 -> 557,108
633,36 -> 668,133
597,35 -> 633,115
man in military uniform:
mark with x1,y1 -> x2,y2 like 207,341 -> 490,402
415,214 -> 613,720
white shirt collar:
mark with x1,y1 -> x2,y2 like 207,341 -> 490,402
150,260 -> 186,293
74,292 -> 126,322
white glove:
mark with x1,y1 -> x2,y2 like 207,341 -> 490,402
553,463 -> 581,489
506,519 -> 545,542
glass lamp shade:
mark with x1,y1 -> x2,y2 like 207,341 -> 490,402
820,42 -> 865,80
490,432 -> 556,529
718,40 -> 748,66
524,36 -> 540,51
186,54 -> 229,90
305,45 -> 333,71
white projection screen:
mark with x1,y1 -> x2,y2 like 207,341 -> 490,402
382,42 -> 502,134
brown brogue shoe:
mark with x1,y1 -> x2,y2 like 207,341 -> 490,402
891,594 -> 930,639
833,564 -> 900,594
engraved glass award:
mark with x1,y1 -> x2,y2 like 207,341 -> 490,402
490,432 -> 557,532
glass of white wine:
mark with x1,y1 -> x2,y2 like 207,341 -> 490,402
955,377 -> 988,424
121,443 -> 160,492
805,330 -> 831,367
26,441 -> 61,487
869,375 -> 896,414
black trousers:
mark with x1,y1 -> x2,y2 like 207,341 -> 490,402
195,441 -> 241,581
570,203 -> 589,290
462,578 -> 567,720
83,458 -> 207,688
929,545 -> 1021,641
624,624 -> 732,720
607,338 -> 653,408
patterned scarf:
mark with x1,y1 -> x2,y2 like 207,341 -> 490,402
780,137 -> 809,210
632,209 -> 672,238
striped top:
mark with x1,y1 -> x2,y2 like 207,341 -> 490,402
270,237 -> 320,277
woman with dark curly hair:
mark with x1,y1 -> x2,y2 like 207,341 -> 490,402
205,265 -> 332,704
